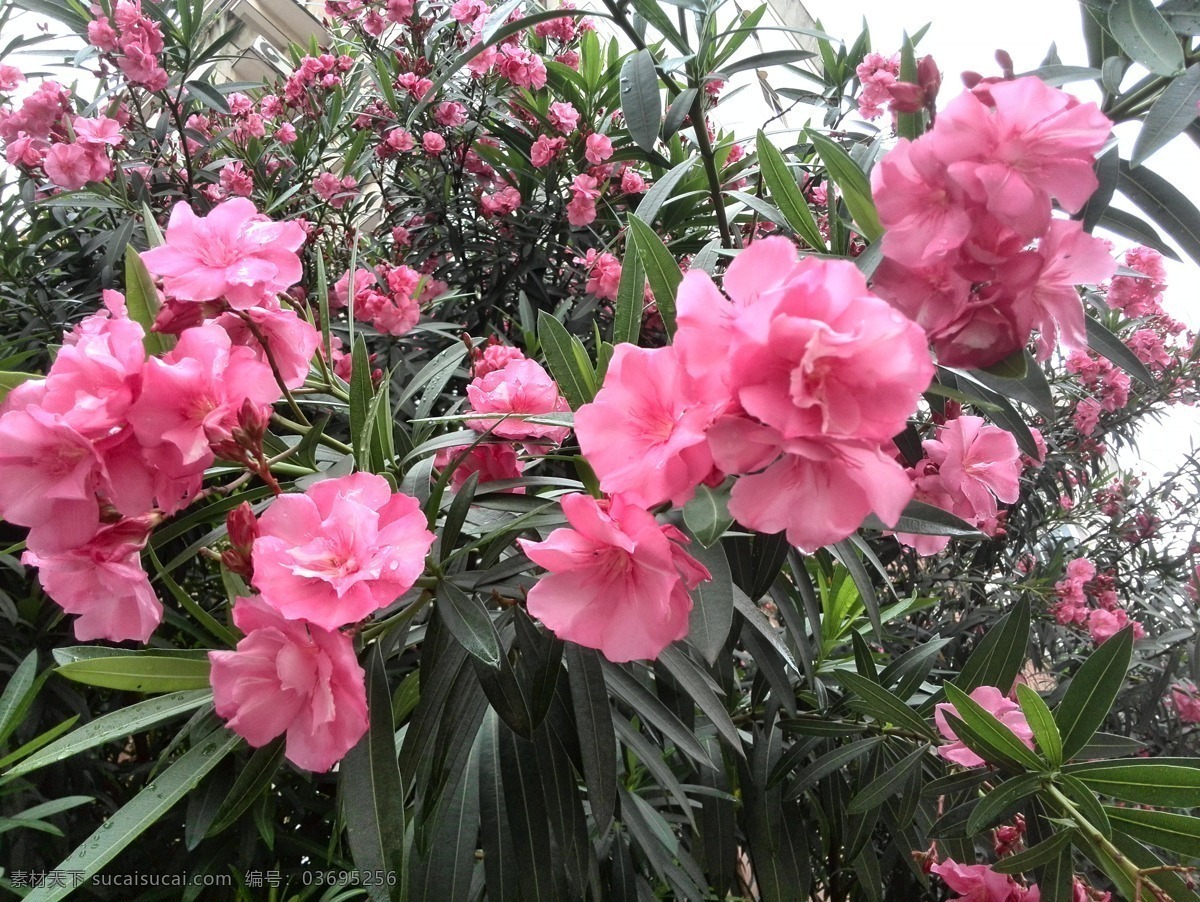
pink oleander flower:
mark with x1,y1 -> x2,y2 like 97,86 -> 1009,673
931,859 -> 1039,902
465,357 -> 572,445
23,517 -> 161,643
855,52 -> 900,121
422,131 -> 446,154
576,345 -> 725,508
480,185 -> 521,218
128,323 -> 281,468
926,415 -> 1023,520
578,248 -> 622,300
1108,246 -> 1167,317
935,686 -> 1035,768
474,342 -> 526,378
518,492 -> 710,662
1170,682 -> 1200,724
620,168 -> 648,193
498,45 -> 547,89
1073,397 -> 1102,435
1087,607 -> 1143,644
209,595 -> 368,772
43,142 -> 112,189
584,133 -> 613,164
548,100 -> 580,133
214,304 -> 320,390
435,101 -> 467,128
567,173 -> 600,227
140,199 -> 306,309
250,473 -> 434,630
531,134 -> 566,167
433,442 -> 524,492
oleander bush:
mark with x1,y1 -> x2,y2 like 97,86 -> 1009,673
1,0 -> 1200,898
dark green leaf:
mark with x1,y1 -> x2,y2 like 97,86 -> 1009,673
847,743 -> 929,814
565,645 -> 616,833
993,829 -> 1074,875
23,731 -> 240,902
612,245 -> 645,346
661,87 -> 696,139
953,598 -> 1031,696
785,736 -> 885,798
620,50 -> 661,153
436,582 -> 502,669
1017,684 -> 1063,768
1108,0 -> 1186,75
836,671 -> 936,739
537,310 -> 593,408
1057,627 -> 1134,760
1118,158 -> 1200,267
1108,830 -> 1200,900
341,646 -> 404,901
756,130 -> 826,250
636,157 -> 697,225
685,538 -> 734,666
1132,63 -> 1200,165
205,740 -> 285,838
626,214 -> 682,336
627,0 -> 688,51
184,79 -> 230,113
1085,316 -> 1156,388
658,644 -> 741,752
861,499 -> 982,538
806,130 -> 883,240
719,48 -> 815,76
500,728 -> 563,900
967,773 -> 1043,835
1081,146 -> 1121,233
1067,758 -> 1200,807
0,651 -> 38,747
349,335 -> 374,470
124,246 -> 169,356
683,482 -> 734,547
1059,773 -> 1112,838
600,660 -> 713,768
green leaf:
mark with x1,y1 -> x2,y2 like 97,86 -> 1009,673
1016,684 -> 1063,768
835,671 -> 937,739
1132,63 -> 1200,165
564,645 -> 616,834
626,214 -> 682,336
1065,758 -> 1200,807
847,743 -> 929,814
4,691 -> 212,779
205,740 -> 285,838
0,370 -> 37,403
1085,316 -> 1156,388
1060,773 -> 1112,837
661,87 -> 697,140
537,310 -> 593,409
1056,626 -> 1134,760
719,48 -> 815,77
349,335 -> 375,470
981,349 -> 1028,380
953,597 -> 1030,695
184,79 -> 230,113
341,645 -> 405,901
23,730 -> 241,902
0,650 -> 38,747
600,660 -> 713,768
620,49 -> 661,154
992,828 -> 1075,875
1108,829 -> 1200,900
627,0 -> 688,52
943,683 -> 1045,771
636,157 -> 697,227
965,357 -> 1056,418
440,472 -> 479,563
806,130 -> 883,241
1081,146 -> 1121,233
612,246 -> 645,346
124,246 -> 168,356
861,499 -> 982,538
683,482 -> 734,547
755,130 -> 826,251
1108,0 -> 1185,75
55,655 -> 212,693
436,582 -> 502,669
896,33 -> 924,140
685,537 -> 734,666
1118,158 -> 1200,268
967,773 -> 1044,835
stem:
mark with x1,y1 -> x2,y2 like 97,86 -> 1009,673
271,412 -> 353,454
238,312 -> 312,426
688,90 -> 735,247
1045,783 -> 1168,900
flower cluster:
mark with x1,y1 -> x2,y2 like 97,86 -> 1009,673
332,261 -> 445,337
576,236 -> 934,552
86,0 -> 169,91
897,415 -> 1030,554
871,76 -> 1116,368
0,200 -> 318,643
1053,558 -> 1145,645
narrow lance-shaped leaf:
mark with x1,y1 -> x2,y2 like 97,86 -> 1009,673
1118,158 -> 1200,268
952,597 -> 1031,696
620,49 -> 661,154
612,246 -> 645,346
1132,63 -> 1200,166
436,582 -> 503,669
1085,316 -> 1156,388
537,310 -> 594,409
806,130 -> 883,241
1108,0 -> 1186,76
942,683 -> 1045,771
626,214 -> 682,336
1016,684 -> 1063,768
685,535 -> 734,666
124,246 -> 169,356
755,130 -> 826,251
1056,626 -> 1134,760
1064,758 -> 1200,807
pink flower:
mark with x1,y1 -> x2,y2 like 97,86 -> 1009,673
498,46 -> 547,89
435,101 -> 467,128
1170,682 -> 1200,724
1073,397 -> 1102,435
548,100 -> 580,132
250,473 -> 434,630
433,442 -> 524,491
465,358 -> 572,445
209,596 -> 368,772
474,342 -> 526,377
931,859 -> 1039,901
480,185 -> 521,218
219,161 -> 254,197
422,131 -> 446,154
855,52 -> 900,121
567,173 -> 600,226
140,199 -> 306,309
576,345 -> 725,508
214,304 -> 320,390
43,143 -> 111,189
128,323 -> 281,468
1086,607 -> 1143,644
530,134 -> 566,167
578,248 -> 622,300
935,686 -> 1035,768
584,133 -> 613,164
926,416 -> 1022,520
518,493 -> 710,662
620,168 -> 648,193
22,518 -> 161,643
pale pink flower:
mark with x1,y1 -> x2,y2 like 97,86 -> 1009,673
422,131 -> 446,154
531,134 -> 566,167
465,358 -> 572,445
140,199 -> 306,309
548,100 -> 580,133
576,345 -> 725,508
474,342 -> 526,377
43,143 -> 111,189
926,416 -> 1022,520
23,518 -> 161,643
1073,397 -> 1102,435
873,137 -> 974,265
250,473 -> 434,630
1087,607 -> 1143,644
480,185 -> 521,218
935,686 -> 1035,768
1169,682 -> 1200,724
209,595 -> 368,772
498,46 -> 547,89
128,323 -> 281,468
620,168 -> 648,193
584,133 -> 613,164
578,248 -> 622,300
214,304 -> 319,389
433,442 -> 524,491
518,493 -> 710,662
931,859 -> 1039,901
435,101 -> 467,128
